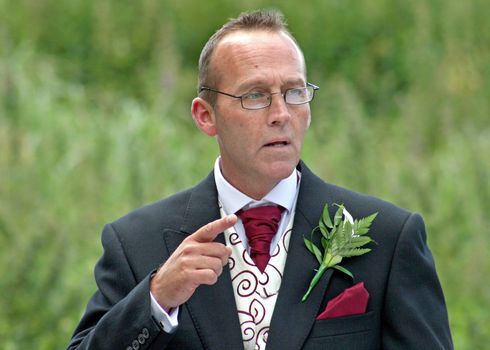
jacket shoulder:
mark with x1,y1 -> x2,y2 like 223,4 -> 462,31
111,187 -> 193,236
300,163 -> 412,219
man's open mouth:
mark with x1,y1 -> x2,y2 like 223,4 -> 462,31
265,140 -> 289,147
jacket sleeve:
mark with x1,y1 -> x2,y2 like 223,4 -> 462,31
67,223 -> 174,350
382,213 -> 453,349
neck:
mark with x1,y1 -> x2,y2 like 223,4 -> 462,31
218,165 -> 278,200
224,175 -> 279,200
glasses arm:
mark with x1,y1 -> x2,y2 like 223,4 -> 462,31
307,82 -> 320,91
199,86 -> 241,99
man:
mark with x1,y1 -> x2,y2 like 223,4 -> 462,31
68,10 -> 453,350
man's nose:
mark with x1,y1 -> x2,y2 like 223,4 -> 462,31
267,93 -> 291,125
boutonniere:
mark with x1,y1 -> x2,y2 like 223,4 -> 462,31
302,203 -> 377,302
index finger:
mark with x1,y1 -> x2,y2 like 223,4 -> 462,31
191,214 -> 237,243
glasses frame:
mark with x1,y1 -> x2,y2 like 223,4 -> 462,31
199,82 -> 320,110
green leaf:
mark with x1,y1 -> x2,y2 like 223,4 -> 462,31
343,220 -> 353,238
333,205 -> 344,227
356,212 -> 378,232
319,220 -> 330,240
344,236 -> 372,249
324,253 -> 342,267
354,227 -> 370,235
321,203 -> 333,228
304,237 -> 322,264
321,236 -> 327,250
303,237 -> 315,254
332,265 -> 354,279
342,248 -> 371,257
334,216 -> 345,241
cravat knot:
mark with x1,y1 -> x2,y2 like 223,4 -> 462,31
237,205 -> 284,272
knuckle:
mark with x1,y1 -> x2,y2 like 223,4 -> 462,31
187,282 -> 199,293
209,259 -> 223,276
182,270 -> 198,286
206,271 -> 218,285
204,223 -> 213,234
197,270 -> 217,285
180,243 -> 197,256
178,255 -> 196,271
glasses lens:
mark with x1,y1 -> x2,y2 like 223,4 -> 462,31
285,87 -> 313,105
242,92 -> 270,110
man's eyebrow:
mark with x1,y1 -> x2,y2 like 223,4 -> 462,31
235,79 -> 268,92
284,78 -> 307,87
236,78 -> 306,92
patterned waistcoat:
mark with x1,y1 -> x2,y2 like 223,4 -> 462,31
221,207 -> 295,350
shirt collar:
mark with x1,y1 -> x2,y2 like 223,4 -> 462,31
214,157 -> 299,215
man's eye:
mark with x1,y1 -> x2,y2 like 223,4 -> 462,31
244,92 -> 266,100
289,88 -> 306,97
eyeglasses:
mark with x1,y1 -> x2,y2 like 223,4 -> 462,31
199,82 -> 319,110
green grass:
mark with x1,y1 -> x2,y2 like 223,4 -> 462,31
1,0 -> 489,348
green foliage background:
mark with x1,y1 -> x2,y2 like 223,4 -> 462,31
1,0 -> 489,348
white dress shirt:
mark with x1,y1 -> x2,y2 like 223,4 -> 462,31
214,157 -> 300,254
150,157 -> 301,333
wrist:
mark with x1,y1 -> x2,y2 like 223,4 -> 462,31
150,273 -> 174,313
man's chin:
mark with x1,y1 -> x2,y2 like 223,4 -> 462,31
264,161 -> 297,181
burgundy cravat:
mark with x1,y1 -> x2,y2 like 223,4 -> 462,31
237,205 -> 284,273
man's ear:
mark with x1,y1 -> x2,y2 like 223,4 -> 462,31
191,97 -> 217,136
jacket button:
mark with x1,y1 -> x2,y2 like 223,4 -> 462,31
142,328 -> 150,338
138,334 -> 145,344
132,340 -> 140,350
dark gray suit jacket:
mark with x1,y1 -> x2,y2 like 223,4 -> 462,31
68,162 -> 453,349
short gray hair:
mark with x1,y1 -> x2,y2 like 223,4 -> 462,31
197,9 -> 299,105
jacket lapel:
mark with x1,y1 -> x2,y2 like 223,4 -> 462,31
163,172 -> 244,350
266,162 -> 336,349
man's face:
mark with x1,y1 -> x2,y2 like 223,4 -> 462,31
205,30 -> 311,198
